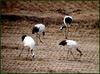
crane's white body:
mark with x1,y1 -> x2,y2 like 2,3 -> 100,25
66,40 -> 78,49
23,36 -> 36,49
35,24 -> 45,32
59,39 -> 82,59
19,35 -> 36,58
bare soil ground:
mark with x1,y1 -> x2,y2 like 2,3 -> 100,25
1,0 -> 99,73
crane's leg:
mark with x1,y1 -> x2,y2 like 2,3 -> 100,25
65,26 -> 69,39
31,49 -> 34,58
31,49 -> 35,60
69,50 -> 76,60
42,32 -> 45,37
36,33 -> 38,45
68,27 -> 69,38
42,31 -> 45,39
67,50 -> 70,60
76,48 -> 83,57
64,27 -> 67,39
36,33 -> 39,45
31,49 -> 33,54
37,33 -> 43,43
26,48 -> 30,60
18,46 -> 24,57
67,24 -> 70,38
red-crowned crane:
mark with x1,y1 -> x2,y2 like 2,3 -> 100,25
60,16 -> 73,39
32,24 -> 45,44
59,39 -> 83,60
19,35 -> 36,60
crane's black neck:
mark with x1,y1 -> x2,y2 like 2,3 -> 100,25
59,40 -> 67,46
32,27 -> 39,34
22,35 -> 27,41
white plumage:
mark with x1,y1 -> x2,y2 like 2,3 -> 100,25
34,24 -> 45,32
32,23 -> 45,43
66,40 -> 77,48
23,36 -> 36,49
59,39 -> 82,60
19,35 -> 36,59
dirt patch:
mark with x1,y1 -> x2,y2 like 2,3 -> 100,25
1,0 -> 99,73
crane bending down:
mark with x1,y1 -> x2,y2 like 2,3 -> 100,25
59,39 -> 83,60
60,16 -> 73,39
32,24 -> 45,44
19,35 -> 36,60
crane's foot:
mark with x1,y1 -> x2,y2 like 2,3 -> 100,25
80,53 -> 83,57
40,40 -> 43,43
65,36 -> 68,39
18,54 -> 21,57
32,55 -> 35,61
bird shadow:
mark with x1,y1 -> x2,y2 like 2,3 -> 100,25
14,56 -> 34,61
67,58 -> 95,64
67,59 -> 82,62
14,56 -> 46,62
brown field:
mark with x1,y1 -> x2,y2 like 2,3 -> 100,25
1,0 -> 99,73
